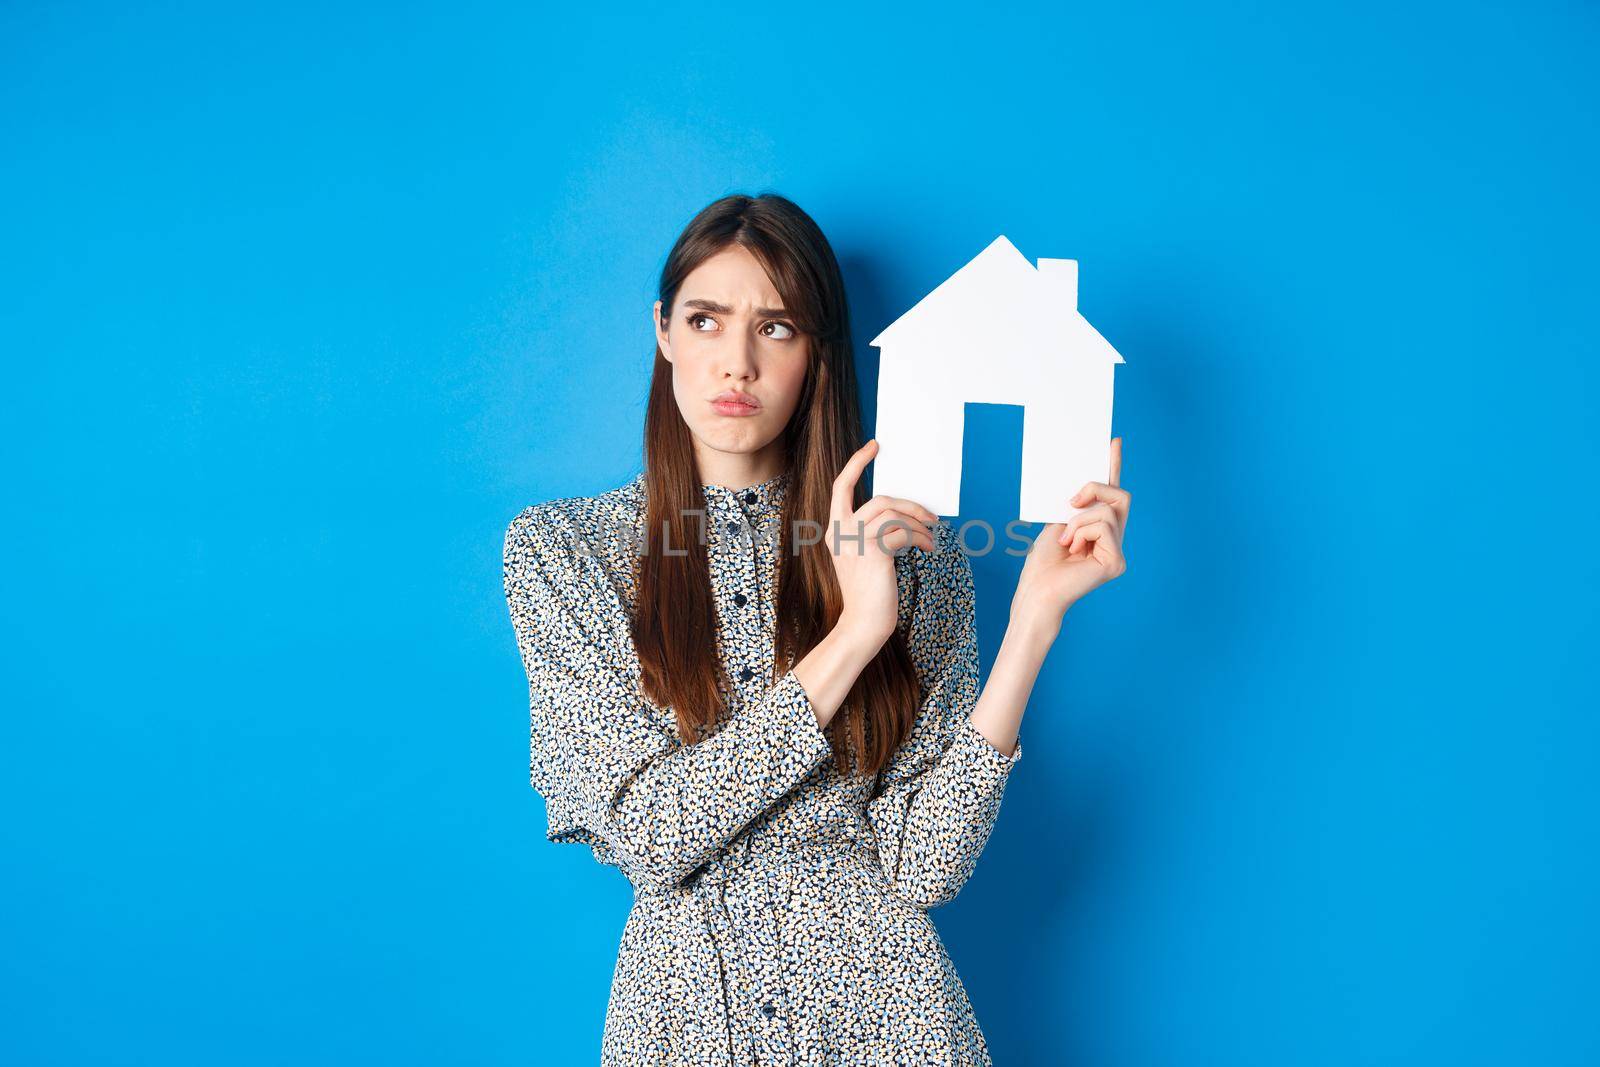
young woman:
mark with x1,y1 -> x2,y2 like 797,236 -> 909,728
502,193 -> 1130,1066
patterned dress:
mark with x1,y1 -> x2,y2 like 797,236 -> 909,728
502,468 -> 1024,1066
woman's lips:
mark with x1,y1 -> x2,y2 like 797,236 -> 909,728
710,393 -> 761,417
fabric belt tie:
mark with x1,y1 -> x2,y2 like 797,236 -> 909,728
634,838 -> 884,1066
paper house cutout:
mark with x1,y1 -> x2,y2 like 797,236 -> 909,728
869,234 -> 1124,524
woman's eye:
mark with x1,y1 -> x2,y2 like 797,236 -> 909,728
763,321 -> 796,340
687,314 -> 717,331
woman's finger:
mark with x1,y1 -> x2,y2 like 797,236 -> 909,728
867,511 -> 936,555
1067,519 -> 1111,557
832,439 -> 879,518
1108,436 -> 1123,489
834,507 -> 933,556
1069,480 -> 1132,526
874,513 -> 936,554
1058,502 -> 1117,545
1091,529 -> 1127,576
857,494 -> 938,530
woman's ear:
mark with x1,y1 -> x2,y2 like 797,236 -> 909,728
652,299 -> 673,363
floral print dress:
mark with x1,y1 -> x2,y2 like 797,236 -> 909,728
502,468 -> 1023,1066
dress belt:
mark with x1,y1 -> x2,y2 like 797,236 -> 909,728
633,837 -> 885,1066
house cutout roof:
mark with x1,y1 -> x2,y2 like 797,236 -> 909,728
869,234 -> 1124,366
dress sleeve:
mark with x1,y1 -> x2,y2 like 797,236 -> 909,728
865,522 -> 1023,911
503,505 -> 837,892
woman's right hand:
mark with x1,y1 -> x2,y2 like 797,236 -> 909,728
828,439 -> 938,645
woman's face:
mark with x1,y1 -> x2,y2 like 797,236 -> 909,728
653,244 -> 810,479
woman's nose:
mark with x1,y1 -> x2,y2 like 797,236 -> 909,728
719,333 -> 757,380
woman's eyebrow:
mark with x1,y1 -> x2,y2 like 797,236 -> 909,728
682,298 -> 789,317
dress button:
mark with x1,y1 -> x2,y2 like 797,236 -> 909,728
738,666 -> 753,682
726,521 -> 741,537
760,1001 -> 777,1018
733,592 -> 747,607
743,491 -> 758,505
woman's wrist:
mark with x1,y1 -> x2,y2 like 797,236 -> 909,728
792,612 -> 891,728
834,609 -> 894,652
1008,590 -> 1066,648
968,600 -> 1057,760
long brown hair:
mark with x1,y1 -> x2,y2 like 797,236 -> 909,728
632,193 -> 921,779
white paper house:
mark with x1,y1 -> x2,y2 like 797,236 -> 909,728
869,234 -> 1124,524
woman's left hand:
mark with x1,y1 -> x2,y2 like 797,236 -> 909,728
1013,437 -> 1131,626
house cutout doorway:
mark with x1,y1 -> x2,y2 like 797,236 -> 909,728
958,400 -> 1028,668
957,400 -> 1024,527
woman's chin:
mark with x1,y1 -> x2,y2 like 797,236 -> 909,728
694,425 -> 779,456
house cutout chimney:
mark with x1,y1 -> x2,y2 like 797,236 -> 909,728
1037,258 -> 1077,309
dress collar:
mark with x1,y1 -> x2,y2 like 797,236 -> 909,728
699,468 -> 790,523
626,468 -> 792,525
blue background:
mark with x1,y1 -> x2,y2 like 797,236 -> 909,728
4,2 -> 1596,1064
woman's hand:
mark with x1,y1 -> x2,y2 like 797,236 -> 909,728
1013,437 -> 1131,628
829,439 -> 937,644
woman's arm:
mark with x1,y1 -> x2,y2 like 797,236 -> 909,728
791,615 -> 887,730
965,609 -> 1056,758
505,505 -> 881,893
865,438 -> 1132,909
971,436 -> 1133,761
864,525 -> 1025,911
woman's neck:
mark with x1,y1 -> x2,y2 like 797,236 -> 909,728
695,441 -> 786,492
